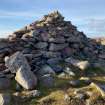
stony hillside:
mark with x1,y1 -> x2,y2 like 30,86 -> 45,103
0,11 -> 105,105
94,37 -> 105,45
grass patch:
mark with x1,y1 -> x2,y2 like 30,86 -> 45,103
85,67 -> 105,76
22,76 -> 71,105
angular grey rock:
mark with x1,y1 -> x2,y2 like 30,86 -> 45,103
49,43 -> 68,51
42,51 -> 61,58
5,74 -> 15,79
47,57 -> 62,65
34,42 -> 48,49
0,69 -> 10,76
21,48 -> 32,54
65,57 -> 90,70
0,74 -> 5,78
0,48 -> 12,55
40,33 -> 49,41
48,37 -> 65,43
50,64 -> 63,73
5,52 -> 31,73
61,47 -> 75,58
31,51 -> 43,57
5,52 -> 37,90
15,66 -> 37,90
0,94 -> 11,105
23,54 -> 33,61
21,33 -> 29,40
73,31 -> 79,36
99,54 -> 105,59
66,33 -> 85,43
4,56 -> 9,63
35,59 -> 46,66
67,36 -> 80,43
31,30 -> 39,37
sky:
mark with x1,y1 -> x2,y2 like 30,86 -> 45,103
0,0 -> 105,38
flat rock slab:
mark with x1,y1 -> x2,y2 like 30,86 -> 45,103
49,43 -> 68,51
34,42 -> 48,49
42,51 -> 61,58
48,37 -> 65,43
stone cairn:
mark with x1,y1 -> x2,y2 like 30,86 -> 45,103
0,11 -> 105,91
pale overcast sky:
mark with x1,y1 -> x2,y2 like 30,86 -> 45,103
0,0 -> 105,38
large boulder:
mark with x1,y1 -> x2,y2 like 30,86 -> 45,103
5,52 -> 37,90
5,52 -> 31,73
15,66 -> 37,90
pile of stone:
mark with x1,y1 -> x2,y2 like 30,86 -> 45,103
0,11 -> 105,94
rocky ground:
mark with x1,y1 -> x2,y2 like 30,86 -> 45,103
94,37 -> 105,45
0,11 -> 105,105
